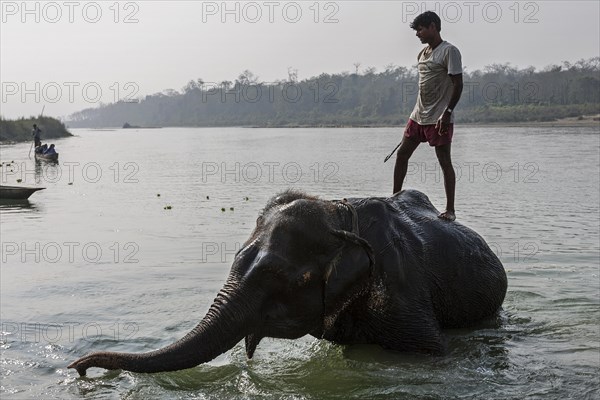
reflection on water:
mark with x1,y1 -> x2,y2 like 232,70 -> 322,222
0,199 -> 42,214
0,198 -> 32,208
0,127 -> 598,400
34,158 -> 60,182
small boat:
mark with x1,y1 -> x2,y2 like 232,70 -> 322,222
34,146 -> 59,161
0,185 -> 46,200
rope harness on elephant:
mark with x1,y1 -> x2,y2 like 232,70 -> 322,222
330,199 -> 375,267
320,200 -> 376,338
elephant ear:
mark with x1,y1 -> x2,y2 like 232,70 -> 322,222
322,229 -> 374,338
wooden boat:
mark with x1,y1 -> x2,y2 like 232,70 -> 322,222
0,185 -> 45,200
34,151 -> 59,161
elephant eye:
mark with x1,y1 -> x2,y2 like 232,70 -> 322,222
297,271 -> 313,286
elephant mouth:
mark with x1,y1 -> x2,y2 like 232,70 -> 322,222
245,333 -> 262,359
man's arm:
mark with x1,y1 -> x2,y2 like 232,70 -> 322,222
436,73 -> 463,135
446,73 -> 463,111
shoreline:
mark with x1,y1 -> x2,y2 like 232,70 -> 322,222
3,116 -> 598,143
69,113 -> 600,130
462,114 -> 600,128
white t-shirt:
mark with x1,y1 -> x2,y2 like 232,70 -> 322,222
409,41 -> 462,125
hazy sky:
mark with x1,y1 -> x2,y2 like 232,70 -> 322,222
1,0 -> 599,119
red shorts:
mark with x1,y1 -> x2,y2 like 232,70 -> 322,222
404,119 -> 453,147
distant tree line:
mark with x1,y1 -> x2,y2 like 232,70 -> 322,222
67,57 -> 600,128
0,116 -> 72,143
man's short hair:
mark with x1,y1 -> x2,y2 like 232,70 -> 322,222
410,11 -> 441,32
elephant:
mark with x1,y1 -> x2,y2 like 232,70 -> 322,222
68,189 -> 507,376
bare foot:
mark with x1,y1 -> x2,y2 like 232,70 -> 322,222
438,210 -> 456,221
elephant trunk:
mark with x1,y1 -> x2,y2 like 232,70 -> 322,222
68,281 -> 255,376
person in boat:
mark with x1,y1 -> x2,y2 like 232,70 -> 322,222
32,124 -> 42,147
36,143 -> 48,154
44,144 -> 57,155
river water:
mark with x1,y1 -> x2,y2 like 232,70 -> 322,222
1,127 -> 598,399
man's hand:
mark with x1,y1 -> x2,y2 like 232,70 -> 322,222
435,111 -> 451,136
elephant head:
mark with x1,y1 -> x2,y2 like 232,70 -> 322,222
68,190 -> 374,376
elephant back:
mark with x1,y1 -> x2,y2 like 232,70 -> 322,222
347,190 -> 507,328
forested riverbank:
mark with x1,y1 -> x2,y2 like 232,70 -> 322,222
0,116 -> 72,143
67,58 -> 600,128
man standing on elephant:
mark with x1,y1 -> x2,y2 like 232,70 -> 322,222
393,11 -> 463,221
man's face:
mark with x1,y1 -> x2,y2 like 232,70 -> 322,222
415,23 -> 437,44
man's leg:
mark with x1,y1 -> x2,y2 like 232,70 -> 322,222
393,137 -> 420,194
435,143 -> 456,221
